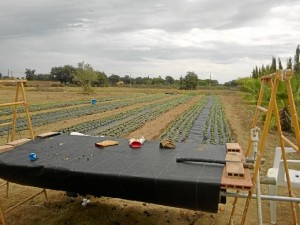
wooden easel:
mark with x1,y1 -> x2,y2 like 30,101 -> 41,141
235,70 -> 300,224
0,80 -> 47,225
0,80 -> 34,141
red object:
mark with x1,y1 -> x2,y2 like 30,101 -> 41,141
130,140 -> 142,148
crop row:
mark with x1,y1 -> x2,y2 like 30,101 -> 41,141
0,94 -> 166,135
60,95 -> 191,137
159,96 -> 208,143
202,96 -> 231,144
0,95 -> 139,116
98,96 -> 191,137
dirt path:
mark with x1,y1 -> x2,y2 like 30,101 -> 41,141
124,95 -> 203,140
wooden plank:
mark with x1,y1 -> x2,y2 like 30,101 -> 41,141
0,122 -> 12,127
226,143 -> 241,153
221,168 -> 253,190
37,131 -> 60,138
6,138 -> 31,147
226,162 -> 245,178
0,145 -> 14,153
0,80 -> 27,83
0,101 -> 24,107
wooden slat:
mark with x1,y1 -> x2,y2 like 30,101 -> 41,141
0,80 -> 27,83
257,105 -> 268,113
0,122 -> 12,127
0,145 -> 14,153
281,135 -> 299,152
0,101 -> 25,108
6,138 -> 31,147
37,131 -> 60,138
5,189 -> 44,213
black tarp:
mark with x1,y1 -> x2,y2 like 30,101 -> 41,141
0,134 -> 226,212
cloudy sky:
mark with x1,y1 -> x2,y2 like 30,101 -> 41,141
1,0 -> 299,83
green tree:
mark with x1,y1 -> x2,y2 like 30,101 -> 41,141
287,57 -> 293,69
278,58 -> 283,70
121,75 -> 131,85
0,72 -> 2,79
180,71 -> 198,90
143,77 -> 151,86
294,45 -> 300,71
165,76 -> 175,85
294,45 -> 300,80
96,71 -> 108,86
25,68 -> 36,80
198,79 -> 209,86
151,76 -> 165,86
108,74 -> 120,85
73,61 -> 97,93
50,65 -> 76,84
252,69 -> 257,79
135,77 -> 144,85
270,56 -> 276,72
265,65 -> 271,75
261,65 -> 266,76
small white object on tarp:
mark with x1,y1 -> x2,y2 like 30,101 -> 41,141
129,136 -> 145,148
82,198 -> 90,206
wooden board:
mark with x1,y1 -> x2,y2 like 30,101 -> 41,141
37,132 -> 60,138
6,138 -> 31,147
0,145 -> 14,153
221,168 -> 253,190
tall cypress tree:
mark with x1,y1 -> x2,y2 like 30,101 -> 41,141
294,44 -> 300,74
271,56 -> 276,72
278,58 -> 283,70
287,57 -> 293,69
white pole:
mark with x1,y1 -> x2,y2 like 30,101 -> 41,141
250,127 -> 263,225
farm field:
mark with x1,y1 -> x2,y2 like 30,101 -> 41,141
0,85 -> 299,225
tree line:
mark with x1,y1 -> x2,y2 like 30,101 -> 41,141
0,63 -> 219,90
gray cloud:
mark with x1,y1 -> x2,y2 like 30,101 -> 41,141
0,0 -> 299,83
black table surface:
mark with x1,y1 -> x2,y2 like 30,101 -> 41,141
0,134 -> 226,212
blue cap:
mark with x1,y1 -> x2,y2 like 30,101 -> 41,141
29,153 -> 37,161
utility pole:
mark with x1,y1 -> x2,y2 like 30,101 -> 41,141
209,72 -> 211,90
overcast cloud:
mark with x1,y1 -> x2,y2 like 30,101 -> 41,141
1,0 -> 299,83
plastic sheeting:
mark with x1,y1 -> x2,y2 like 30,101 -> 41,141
0,134 -> 226,212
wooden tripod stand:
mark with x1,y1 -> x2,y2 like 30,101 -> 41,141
238,70 -> 300,224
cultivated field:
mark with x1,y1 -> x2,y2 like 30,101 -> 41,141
0,85 -> 299,225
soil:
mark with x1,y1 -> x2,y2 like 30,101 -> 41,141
0,86 -> 299,225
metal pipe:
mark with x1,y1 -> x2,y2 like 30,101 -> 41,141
176,157 -> 253,169
221,191 -> 300,203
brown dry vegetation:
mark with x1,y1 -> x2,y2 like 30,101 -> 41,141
0,85 -> 299,225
